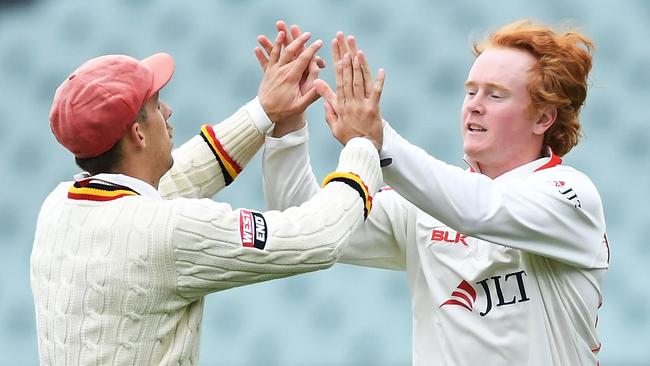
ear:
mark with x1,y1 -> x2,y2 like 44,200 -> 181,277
533,107 -> 557,135
125,121 -> 146,149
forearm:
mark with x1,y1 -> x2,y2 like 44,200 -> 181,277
380,123 -> 605,266
160,98 -> 272,199
174,137 -> 383,299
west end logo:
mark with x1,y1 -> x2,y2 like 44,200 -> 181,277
440,270 -> 530,316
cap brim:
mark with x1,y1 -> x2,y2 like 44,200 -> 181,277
141,52 -> 175,97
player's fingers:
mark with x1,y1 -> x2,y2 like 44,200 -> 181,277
331,38 -> 341,66
254,47 -> 269,70
304,58 -> 321,89
280,32 -> 312,65
290,24 -> 302,47
358,51 -> 373,97
296,87 -> 320,111
257,35 -> 274,57
370,68 -> 386,105
334,57 -> 344,108
314,79 -> 337,112
288,25 -> 307,62
352,54 -> 364,98
275,20 -> 292,47
299,61 -> 318,98
335,31 -> 350,60
323,101 -> 338,129
347,35 -> 358,55
315,55 -> 326,69
268,31 -> 285,65
288,39 -> 322,77
342,53 -> 353,101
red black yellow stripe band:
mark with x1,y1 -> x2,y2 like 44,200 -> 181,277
200,124 -> 242,186
322,172 -> 372,220
68,181 -> 139,201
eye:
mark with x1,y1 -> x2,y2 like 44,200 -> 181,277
466,90 -> 477,96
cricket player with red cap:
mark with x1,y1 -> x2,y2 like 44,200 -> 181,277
262,20 -> 610,365
31,29 -> 386,364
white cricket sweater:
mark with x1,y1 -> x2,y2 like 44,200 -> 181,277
31,102 -> 382,365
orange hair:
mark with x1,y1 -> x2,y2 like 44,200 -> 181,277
473,20 -> 594,157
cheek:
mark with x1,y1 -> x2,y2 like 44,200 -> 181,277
460,99 -> 469,116
460,104 -> 469,129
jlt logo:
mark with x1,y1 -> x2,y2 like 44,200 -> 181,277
440,270 -> 530,316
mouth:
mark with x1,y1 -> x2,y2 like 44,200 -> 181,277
467,123 -> 487,132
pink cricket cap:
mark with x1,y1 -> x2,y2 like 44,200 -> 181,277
50,53 -> 175,158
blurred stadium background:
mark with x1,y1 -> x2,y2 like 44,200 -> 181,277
1,0 -> 648,364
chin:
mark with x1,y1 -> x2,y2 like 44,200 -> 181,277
463,144 -> 478,158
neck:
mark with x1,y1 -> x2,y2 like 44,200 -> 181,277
471,146 -> 546,179
477,162 -> 526,179
110,161 -> 161,189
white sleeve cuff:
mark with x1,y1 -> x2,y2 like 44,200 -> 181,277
344,136 -> 376,153
337,137 -> 382,195
379,120 -> 394,161
245,96 -> 274,134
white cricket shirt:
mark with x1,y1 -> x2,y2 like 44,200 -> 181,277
262,123 -> 609,366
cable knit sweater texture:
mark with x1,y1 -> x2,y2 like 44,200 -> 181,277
31,105 -> 382,365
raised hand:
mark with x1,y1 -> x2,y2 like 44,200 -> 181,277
314,47 -> 385,151
331,32 -> 373,96
255,21 -> 325,136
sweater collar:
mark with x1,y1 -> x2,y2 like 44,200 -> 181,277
73,172 -> 162,200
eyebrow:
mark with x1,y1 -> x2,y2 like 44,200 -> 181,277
464,81 -> 510,93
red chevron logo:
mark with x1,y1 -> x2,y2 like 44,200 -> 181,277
440,280 -> 477,311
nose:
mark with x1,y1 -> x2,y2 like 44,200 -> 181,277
160,100 -> 174,137
160,100 -> 173,120
465,94 -> 485,115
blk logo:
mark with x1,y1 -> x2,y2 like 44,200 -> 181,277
431,229 -> 468,246
440,270 -> 530,316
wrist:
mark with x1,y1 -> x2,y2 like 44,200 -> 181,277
271,114 -> 306,137
257,94 -> 280,122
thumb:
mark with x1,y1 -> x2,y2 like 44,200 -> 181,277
323,100 -> 337,126
296,87 -> 321,112
314,79 -> 337,112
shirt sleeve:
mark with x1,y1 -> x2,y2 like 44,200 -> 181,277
339,188 -> 408,271
263,126 -> 407,270
171,137 -> 384,300
159,98 -> 270,199
379,122 -> 607,268
262,124 -> 320,210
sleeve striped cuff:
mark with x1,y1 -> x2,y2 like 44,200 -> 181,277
200,124 -> 242,186
322,172 -> 373,220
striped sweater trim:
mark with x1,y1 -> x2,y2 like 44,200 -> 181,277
322,172 -> 373,220
200,124 -> 242,186
68,181 -> 139,201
